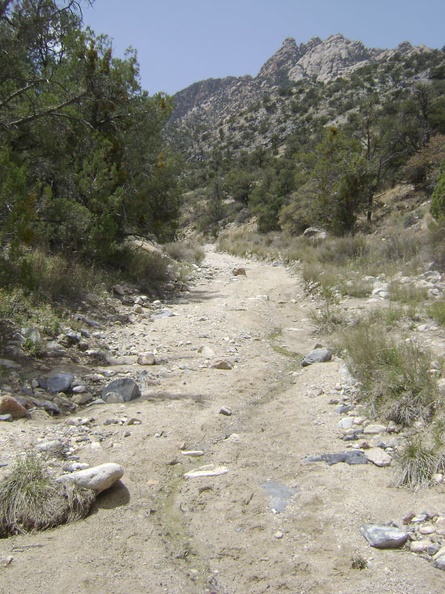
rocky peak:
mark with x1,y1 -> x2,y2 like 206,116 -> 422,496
289,33 -> 372,82
166,34 -> 437,155
257,37 -> 302,82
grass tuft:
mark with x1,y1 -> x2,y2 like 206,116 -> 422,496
0,455 -> 95,537
393,433 -> 445,488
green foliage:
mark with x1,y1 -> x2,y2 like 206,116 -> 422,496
286,128 -> 369,236
430,166 -> 445,220
0,0 -> 180,287
428,299 -> 445,326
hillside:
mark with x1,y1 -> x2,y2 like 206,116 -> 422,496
166,34 -> 444,159
164,34 -> 445,239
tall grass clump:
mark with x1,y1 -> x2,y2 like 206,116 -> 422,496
0,248 -> 104,302
389,280 -> 429,305
163,241 -> 205,265
0,455 -> 95,537
336,320 -> 440,426
393,431 -> 445,488
0,287 -> 63,338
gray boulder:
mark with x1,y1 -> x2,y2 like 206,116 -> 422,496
47,373 -> 74,394
361,524 -> 409,549
102,378 -> 141,402
302,347 -> 332,367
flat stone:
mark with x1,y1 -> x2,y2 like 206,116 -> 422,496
411,540 -> 432,553
184,465 -> 229,479
363,424 -> 387,435
57,463 -> 124,495
419,525 -> 436,535
365,448 -> 392,467
35,440 -> 65,454
304,450 -> 368,465
361,524 -> 409,549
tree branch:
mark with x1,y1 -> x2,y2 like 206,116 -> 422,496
5,90 -> 87,128
0,79 -> 49,111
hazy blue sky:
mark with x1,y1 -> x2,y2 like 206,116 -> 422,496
82,0 -> 444,96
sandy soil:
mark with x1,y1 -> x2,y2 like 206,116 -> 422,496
1,246 -> 445,593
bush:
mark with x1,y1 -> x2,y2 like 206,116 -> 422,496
431,167 -> 445,220
0,248 -> 105,302
428,299 -> 445,325
163,241 -> 205,265
336,321 -> 439,426
0,455 -> 94,537
393,433 -> 445,488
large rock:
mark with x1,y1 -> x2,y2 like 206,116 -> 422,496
0,396 -> 29,419
302,347 -> 332,367
46,373 -> 74,394
57,463 -> 124,495
361,524 -> 409,549
101,378 -> 141,402
365,448 -> 392,467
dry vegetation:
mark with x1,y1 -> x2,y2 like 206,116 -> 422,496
216,184 -> 445,488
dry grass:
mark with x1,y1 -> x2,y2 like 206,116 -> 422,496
393,432 -> 445,488
0,455 -> 95,537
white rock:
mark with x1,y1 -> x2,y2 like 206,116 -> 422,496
184,465 -> 229,479
363,424 -> 387,435
411,540 -> 432,553
365,448 -> 392,467
181,450 -> 205,457
57,463 -> 124,495
337,417 -> 353,430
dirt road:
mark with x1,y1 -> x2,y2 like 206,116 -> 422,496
1,247 -> 445,593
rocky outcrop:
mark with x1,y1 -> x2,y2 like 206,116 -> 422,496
166,34 -> 436,157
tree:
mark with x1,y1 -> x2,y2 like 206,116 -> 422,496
285,128 -> 368,236
0,0 -> 181,267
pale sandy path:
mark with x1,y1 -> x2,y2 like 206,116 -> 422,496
1,247 -> 445,593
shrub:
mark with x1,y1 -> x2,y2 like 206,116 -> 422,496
0,455 -> 94,537
393,433 -> 445,488
336,322 -> 439,426
430,166 -> 445,220
428,299 -> 445,325
163,241 -> 205,265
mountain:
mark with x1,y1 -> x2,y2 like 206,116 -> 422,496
165,34 -> 440,158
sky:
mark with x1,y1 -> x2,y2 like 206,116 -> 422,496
82,0 -> 445,96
